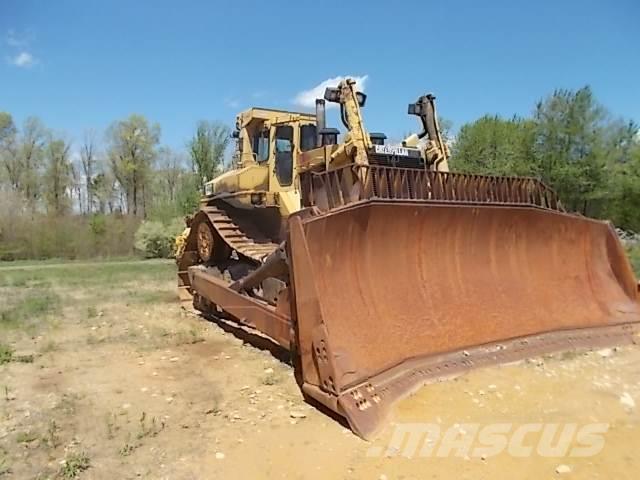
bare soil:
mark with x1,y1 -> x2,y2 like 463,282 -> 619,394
0,259 -> 638,479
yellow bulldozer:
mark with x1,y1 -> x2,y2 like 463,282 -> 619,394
176,79 -> 640,439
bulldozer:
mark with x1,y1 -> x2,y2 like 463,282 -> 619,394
176,79 -> 640,439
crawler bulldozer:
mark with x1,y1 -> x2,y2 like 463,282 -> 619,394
176,79 -> 640,439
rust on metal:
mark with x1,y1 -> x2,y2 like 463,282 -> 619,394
286,199 -> 640,438
177,201 -> 281,300
299,164 -> 564,212
189,267 -> 292,349
332,323 -> 640,439
198,205 -> 279,263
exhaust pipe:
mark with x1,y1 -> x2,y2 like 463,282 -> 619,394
315,98 -> 326,147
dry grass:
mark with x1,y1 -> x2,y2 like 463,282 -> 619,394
0,258 -> 194,478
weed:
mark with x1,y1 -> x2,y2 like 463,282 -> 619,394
104,412 -> 119,439
118,431 -> 140,457
207,392 -> 222,416
118,442 -> 137,457
137,411 -> 164,439
262,372 -> 281,386
0,344 -> 33,364
0,344 -> 13,365
3,386 -> 10,402
16,430 -> 39,444
172,329 -> 204,346
87,306 -> 97,319
44,419 -> 60,449
0,455 -> 10,476
13,353 -> 34,363
58,451 -> 90,479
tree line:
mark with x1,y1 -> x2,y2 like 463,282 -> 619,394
451,86 -> 640,232
0,113 -> 230,219
0,114 -> 230,259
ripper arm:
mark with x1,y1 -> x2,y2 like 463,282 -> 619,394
323,79 -> 372,166
407,94 -> 450,171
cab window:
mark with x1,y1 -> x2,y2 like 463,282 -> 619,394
274,125 -> 293,186
252,128 -> 270,162
300,124 -> 317,152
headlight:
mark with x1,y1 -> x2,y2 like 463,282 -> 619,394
324,87 -> 341,103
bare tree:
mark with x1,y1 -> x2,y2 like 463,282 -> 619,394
156,146 -> 184,203
70,161 -> 84,214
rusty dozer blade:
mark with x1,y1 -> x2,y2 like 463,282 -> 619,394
287,200 -> 640,439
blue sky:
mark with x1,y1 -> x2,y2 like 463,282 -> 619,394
1,0 -> 639,153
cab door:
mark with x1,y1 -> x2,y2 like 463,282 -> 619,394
272,125 -> 294,188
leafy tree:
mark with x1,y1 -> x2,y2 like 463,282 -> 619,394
175,173 -> 201,215
0,112 -> 15,140
0,115 -> 46,206
451,86 -> 639,221
106,115 -> 160,216
532,86 -> 610,214
43,136 -> 73,215
19,117 -> 47,209
0,112 -> 19,189
188,121 -> 230,185
452,115 -> 537,176
604,135 -> 640,231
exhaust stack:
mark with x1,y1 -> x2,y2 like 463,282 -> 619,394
315,98 -> 326,147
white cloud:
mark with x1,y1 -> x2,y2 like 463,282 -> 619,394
9,51 -> 36,68
293,75 -> 368,109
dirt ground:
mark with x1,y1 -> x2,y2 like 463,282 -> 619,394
0,259 -> 639,479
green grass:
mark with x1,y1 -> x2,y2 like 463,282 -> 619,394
0,256 -> 141,268
627,243 -> 640,277
127,289 -> 176,304
0,259 -> 173,289
15,431 -> 39,444
58,451 -> 90,479
0,289 -> 61,330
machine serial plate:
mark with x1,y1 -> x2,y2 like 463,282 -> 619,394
374,145 -> 409,156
